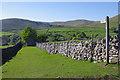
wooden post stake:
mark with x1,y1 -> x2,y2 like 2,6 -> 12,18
106,16 -> 109,64
90,34 -> 94,62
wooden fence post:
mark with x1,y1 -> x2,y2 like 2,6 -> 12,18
90,34 -> 94,62
106,16 -> 109,64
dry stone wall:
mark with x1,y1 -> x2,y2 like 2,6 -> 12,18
36,35 -> 119,63
1,42 -> 23,65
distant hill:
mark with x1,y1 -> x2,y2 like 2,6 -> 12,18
50,20 -> 99,27
1,18 -> 99,32
1,18 -> 62,32
1,15 -> 119,32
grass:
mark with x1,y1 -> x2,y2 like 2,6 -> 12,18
0,45 -> 13,48
37,27 -> 117,39
37,26 -> 117,43
0,32 -> 14,37
2,47 -> 119,78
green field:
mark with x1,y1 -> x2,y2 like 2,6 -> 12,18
0,32 -> 14,37
37,27 -> 106,36
2,47 -> 119,78
5,24 -> 117,44
37,27 -> 117,42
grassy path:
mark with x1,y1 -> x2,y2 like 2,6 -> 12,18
2,47 -> 119,78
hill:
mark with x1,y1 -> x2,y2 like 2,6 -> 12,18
88,15 -> 119,28
51,20 -> 99,27
50,19 -> 99,27
1,18 -> 62,32
1,15 -> 119,32
50,15 -> 119,28
0,18 -> 99,32
109,15 -> 119,28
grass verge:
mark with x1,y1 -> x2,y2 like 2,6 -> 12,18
2,47 -> 119,78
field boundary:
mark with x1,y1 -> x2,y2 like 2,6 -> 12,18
36,35 -> 119,63
0,42 -> 23,65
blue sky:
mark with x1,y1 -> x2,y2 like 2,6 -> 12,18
2,2 -> 118,22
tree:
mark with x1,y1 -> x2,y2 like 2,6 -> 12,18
37,33 -> 48,42
20,25 -> 37,46
72,32 -> 87,40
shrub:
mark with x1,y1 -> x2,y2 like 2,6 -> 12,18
77,32 -> 87,39
37,33 -> 48,42
20,25 -> 37,45
72,37 -> 78,41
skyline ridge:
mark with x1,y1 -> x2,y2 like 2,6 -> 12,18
0,14 -> 118,22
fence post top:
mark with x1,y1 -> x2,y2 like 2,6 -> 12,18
106,16 -> 109,18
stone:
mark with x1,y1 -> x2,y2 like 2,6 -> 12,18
36,35 -> 118,63
94,61 -> 97,63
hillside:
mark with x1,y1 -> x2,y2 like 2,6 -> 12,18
1,18 -> 99,32
109,15 -> 119,28
1,18 -> 63,31
1,15 -> 119,32
50,15 -> 119,28
50,20 -> 99,27
0,18 -> 99,32
88,15 -> 119,28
